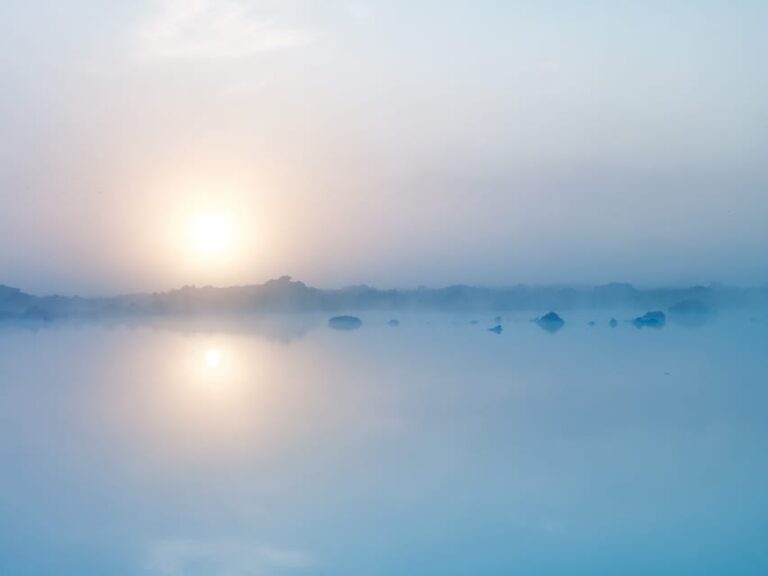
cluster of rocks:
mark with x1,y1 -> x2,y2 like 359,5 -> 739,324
327,299 -> 715,334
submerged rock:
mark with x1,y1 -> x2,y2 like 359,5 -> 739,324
387,319 -> 400,327
633,310 -> 666,328
488,324 -> 503,334
328,315 -> 362,330
536,311 -> 565,333
609,318 -> 618,328
587,320 -> 596,326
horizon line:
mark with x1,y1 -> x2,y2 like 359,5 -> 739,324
2,275 -> 760,300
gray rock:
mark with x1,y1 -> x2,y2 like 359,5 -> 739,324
633,310 -> 666,328
536,311 -> 565,333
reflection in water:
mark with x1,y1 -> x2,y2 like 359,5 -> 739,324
537,323 -> 562,334
167,338 -> 265,450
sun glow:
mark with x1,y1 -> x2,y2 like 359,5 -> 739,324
204,349 -> 223,369
191,213 -> 234,255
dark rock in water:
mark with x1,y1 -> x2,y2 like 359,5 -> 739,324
609,318 -> 618,328
536,311 -> 565,333
587,321 -> 596,326
488,324 -> 503,334
633,310 -> 666,328
494,315 -> 503,323
469,320 -> 479,325
387,319 -> 400,327
328,315 -> 362,330
539,311 -> 563,323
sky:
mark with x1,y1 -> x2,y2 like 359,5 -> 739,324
1,0 -> 767,295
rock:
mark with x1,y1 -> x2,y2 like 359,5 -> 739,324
633,310 -> 666,328
328,315 -> 362,330
539,311 -> 563,323
587,321 -> 596,326
536,311 -> 565,333
609,318 -> 618,328
488,324 -> 503,334
387,319 -> 400,327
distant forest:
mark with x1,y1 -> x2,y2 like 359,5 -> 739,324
1,276 -> 767,321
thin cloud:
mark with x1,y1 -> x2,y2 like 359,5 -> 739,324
138,0 -> 313,61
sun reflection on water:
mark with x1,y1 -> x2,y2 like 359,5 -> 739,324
108,331 -> 320,465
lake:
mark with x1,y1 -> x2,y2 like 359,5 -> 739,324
1,311 -> 767,575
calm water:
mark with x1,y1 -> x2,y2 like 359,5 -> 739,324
1,312 -> 767,575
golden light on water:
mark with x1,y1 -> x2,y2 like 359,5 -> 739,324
85,329 -> 338,468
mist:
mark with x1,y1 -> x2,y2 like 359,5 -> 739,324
3,5 -> 768,574
1,0 -> 767,294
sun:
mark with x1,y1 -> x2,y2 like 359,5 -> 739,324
204,349 -> 223,369
191,213 -> 233,255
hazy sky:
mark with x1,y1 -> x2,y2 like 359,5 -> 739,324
1,0 -> 767,295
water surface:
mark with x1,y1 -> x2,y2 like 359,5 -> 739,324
1,312 -> 767,575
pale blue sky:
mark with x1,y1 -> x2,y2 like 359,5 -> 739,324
1,0 -> 767,294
